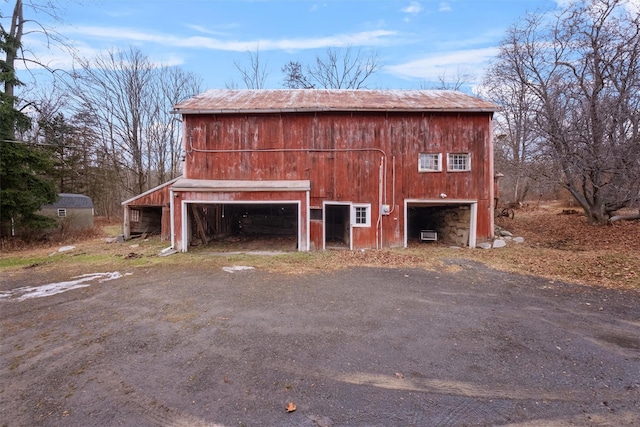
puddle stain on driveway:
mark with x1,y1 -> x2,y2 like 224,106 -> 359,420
0,272 -> 132,302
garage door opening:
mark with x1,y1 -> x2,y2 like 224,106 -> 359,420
187,202 -> 298,251
405,201 -> 476,247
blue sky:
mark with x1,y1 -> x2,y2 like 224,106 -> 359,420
9,0 -> 636,91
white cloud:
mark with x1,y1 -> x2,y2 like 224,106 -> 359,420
63,26 -> 398,52
186,24 -> 237,37
401,1 -> 422,15
310,3 -> 328,12
384,47 -> 499,80
554,0 -> 573,7
555,0 -> 639,11
439,2 -> 452,12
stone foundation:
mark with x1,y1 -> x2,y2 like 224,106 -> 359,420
432,206 -> 471,246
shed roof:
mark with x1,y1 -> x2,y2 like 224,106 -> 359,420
173,89 -> 499,114
42,193 -> 94,209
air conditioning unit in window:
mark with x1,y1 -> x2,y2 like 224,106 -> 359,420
420,230 -> 438,242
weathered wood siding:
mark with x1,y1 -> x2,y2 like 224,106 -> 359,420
182,110 -> 494,248
124,181 -> 173,240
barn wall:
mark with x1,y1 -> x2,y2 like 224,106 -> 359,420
182,111 -> 494,247
123,179 -> 175,240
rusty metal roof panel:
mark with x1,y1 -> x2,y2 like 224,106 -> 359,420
173,89 -> 499,114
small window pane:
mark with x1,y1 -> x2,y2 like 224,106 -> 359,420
419,153 -> 441,172
57,209 -> 66,218
355,207 -> 367,224
352,204 -> 371,227
448,153 -> 470,171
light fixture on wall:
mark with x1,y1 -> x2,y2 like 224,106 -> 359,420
440,193 -> 447,199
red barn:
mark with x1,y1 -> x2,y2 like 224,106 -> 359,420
122,89 -> 499,252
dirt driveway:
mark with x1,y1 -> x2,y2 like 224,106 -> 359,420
1,259 -> 639,426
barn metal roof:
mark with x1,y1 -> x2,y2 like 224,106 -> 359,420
172,89 -> 499,114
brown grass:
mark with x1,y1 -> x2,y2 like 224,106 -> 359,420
1,204 -> 638,290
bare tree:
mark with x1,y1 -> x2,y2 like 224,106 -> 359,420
282,61 -> 314,89
490,0 -> 640,223
234,46 -> 268,89
282,46 -> 380,89
431,68 -> 475,91
483,61 -> 541,204
148,66 -> 202,184
70,47 -> 202,199
72,47 -> 155,196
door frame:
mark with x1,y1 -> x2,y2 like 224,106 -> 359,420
322,201 -> 352,251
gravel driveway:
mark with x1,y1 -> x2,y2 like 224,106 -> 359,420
1,259 -> 639,426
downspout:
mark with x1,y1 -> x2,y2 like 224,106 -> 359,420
387,156 -> 396,214
377,157 -> 383,249
170,189 -> 175,249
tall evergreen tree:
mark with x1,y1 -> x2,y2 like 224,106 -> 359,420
1,7 -> 56,238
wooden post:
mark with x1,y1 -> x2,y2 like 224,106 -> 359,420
190,204 -> 208,245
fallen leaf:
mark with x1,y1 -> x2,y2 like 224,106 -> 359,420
286,402 -> 296,413
395,372 -> 404,379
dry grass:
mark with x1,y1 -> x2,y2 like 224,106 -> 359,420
1,204 -> 638,290
471,204 -> 640,289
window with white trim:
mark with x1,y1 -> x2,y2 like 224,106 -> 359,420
57,208 -> 66,218
418,153 -> 442,172
352,204 -> 371,227
131,209 -> 140,222
447,153 -> 471,171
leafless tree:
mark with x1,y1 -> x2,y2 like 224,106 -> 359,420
71,47 -> 201,198
483,60 -> 542,204
489,0 -> 640,223
234,46 -> 268,89
148,66 -> 202,184
282,61 -> 314,89
282,46 -> 380,89
72,47 -> 155,196
429,68 -> 475,91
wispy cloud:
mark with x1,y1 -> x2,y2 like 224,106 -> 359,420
186,24 -> 238,37
553,0 -> 573,7
64,26 -> 399,52
385,47 -> 499,80
401,1 -> 422,15
310,3 -> 327,12
439,2 -> 452,12
401,1 -> 422,22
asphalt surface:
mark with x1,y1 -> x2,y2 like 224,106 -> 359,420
1,259 -> 639,426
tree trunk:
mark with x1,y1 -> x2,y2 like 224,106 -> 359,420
4,0 -> 23,103
566,186 -> 609,225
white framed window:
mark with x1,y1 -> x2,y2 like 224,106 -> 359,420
418,153 -> 442,172
57,208 -> 67,218
447,153 -> 471,171
352,204 -> 371,227
131,209 -> 140,222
